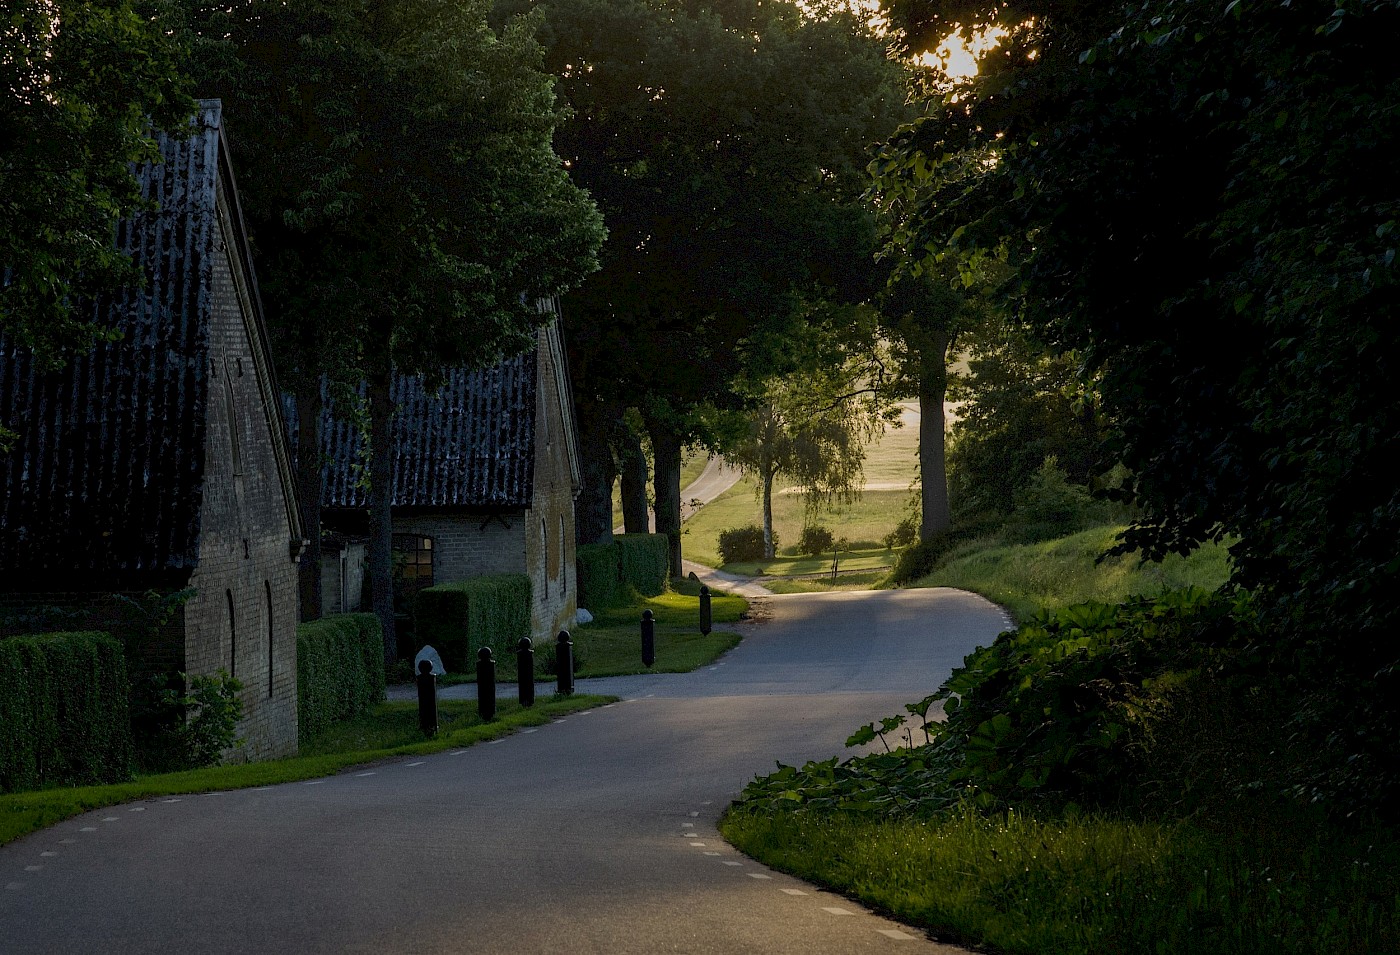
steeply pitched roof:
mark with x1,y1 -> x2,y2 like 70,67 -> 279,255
0,101 -> 281,583
319,348 -> 539,511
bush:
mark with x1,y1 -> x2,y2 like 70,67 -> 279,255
0,631 -> 133,792
297,614 -> 385,744
414,575 -> 531,672
576,542 -> 622,609
883,515 -> 919,549
131,669 -> 244,773
718,524 -> 769,563
797,525 -> 835,556
616,533 -> 669,595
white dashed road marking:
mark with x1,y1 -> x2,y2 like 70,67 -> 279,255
128,807 -> 145,812
39,852 -> 56,858
304,780 -> 325,786
102,817 -> 118,822
355,772 -> 376,777
79,827 -> 96,832
822,907 -> 855,916
780,889 -> 807,896
24,866 -> 41,872
879,929 -> 916,940
723,861 -> 743,867
406,762 -> 425,767
747,873 -> 772,880
6,882 -> 23,890
703,852 -> 721,857
689,842 -> 706,847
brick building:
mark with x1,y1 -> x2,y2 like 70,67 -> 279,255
316,314 -> 580,645
0,101 -> 304,760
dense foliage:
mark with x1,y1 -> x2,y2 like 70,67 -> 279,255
615,533 -> 670,597
0,0 -> 195,410
413,576 -> 532,672
0,632 -> 133,792
131,669 -> 244,773
575,543 -> 623,610
718,525 -> 770,564
296,614 -> 385,744
874,0 -> 1400,810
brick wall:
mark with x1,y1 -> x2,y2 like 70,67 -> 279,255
393,513 -> 524,590
183,180 -> 300,761
523,326 -> 578,638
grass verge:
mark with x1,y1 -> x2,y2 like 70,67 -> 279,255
571,582 -> 746,677
0,694 -> 611,847
720,806 -> 1399,955
765,573 -> 888,594
914,524 -> 1232,621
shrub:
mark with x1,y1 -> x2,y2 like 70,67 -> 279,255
576,543 -> 623,609
414,575 -> 531,672
297,613 -> 385,744
883,515 -> 919,549
616,533 -> 669,595
131,669 -> 244,773
797,525 -> 835,556
718,524 -> 769,563
0,631 -> 133,792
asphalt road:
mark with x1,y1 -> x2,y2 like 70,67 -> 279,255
0,588 -> 1010,954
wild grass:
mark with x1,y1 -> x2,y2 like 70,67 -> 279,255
764,572 -> 888,594
722,547 -> 897,578
0,694 -> 612,847
914,524 -> 1233,621
720,805 -> 1399,955
682,476 -> 911,567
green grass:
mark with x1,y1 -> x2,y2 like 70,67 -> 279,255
764,572 -> 888,594
914,524 -> 1233,621
721,806 -> 1400,955
723,547 -> 897,577
571,584 -> 747,676
682,475 -> 912,567
0,694 -> 611,847
403,584 -> 748,682
857,400 -> 922,487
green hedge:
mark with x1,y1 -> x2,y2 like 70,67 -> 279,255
296,614 -> 384,744
0,632 -> 133,793
414,574 -> 532,672
617,534 -> 669,596
576,542 -> 623,609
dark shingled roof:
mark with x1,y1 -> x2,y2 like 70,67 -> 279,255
0,102 -> 253,583
318,350 -> 539,511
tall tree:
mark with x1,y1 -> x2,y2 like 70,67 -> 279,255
501,0 -> 911,570
726,338 -> 894,559
873,0 -> 1400,807
186,0 -> 604,655
1,0 -> 195,445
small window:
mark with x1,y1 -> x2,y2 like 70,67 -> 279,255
392,535 -> 434,594
265,581 -> 274,698
226,589 -> 237,676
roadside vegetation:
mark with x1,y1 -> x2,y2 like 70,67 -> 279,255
0,694 -> 610,848
402,578 -> 747,685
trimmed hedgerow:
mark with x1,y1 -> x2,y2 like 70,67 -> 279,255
616,533 -> 669,596
296,614 -> 384,744
414,575 -> 531,672
0,631 -> 133,793
577,543 -> 622,609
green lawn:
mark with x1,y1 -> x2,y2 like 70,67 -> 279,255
0,694 -> 612,847
681,476 -> 912,567
857,400 -> 922,487
722,547 -> 897,578
764,572 -> 888,594
571,582 -> 747,676
915,524 -> 1234,621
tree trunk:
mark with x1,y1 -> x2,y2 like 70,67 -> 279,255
574,396 -> 619,546
619,425 -> 650,533
919,329 -> 952,540
761,462 -> 776,561
366,328 -> 397,664
649,421 -> 683,577
294,375 -> 324,622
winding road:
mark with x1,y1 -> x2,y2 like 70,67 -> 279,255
0,588 -> 1008,954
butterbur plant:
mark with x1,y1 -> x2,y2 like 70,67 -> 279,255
132,669 -> 244,773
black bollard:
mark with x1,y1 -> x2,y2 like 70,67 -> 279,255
417,659 -> 438,738
641,609 -> 656,668
699,585 -> 712,635
477,646 -> 497,722
517,636 -> 535,708
556,630 -> 574,696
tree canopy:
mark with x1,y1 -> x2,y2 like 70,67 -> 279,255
184,0 -> 605,649
1,0 -> 195,443
873,0 -> 1400,806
